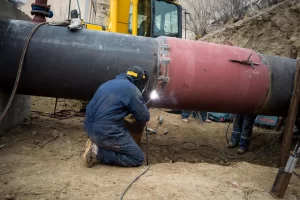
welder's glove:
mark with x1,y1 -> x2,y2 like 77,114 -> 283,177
124,114 -> 136,124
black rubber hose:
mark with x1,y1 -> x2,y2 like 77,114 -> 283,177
225,116 -> 235,145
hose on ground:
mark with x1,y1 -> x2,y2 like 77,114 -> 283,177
31,109 -> 85,120
225,116 -> 235,145
145,124 -> 149,166
120,165 -> 152,200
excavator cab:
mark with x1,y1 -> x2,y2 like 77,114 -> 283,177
128,0 -> 182,38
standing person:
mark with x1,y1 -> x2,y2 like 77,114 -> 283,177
181,110 -> 212,123
82,66 -> 150,168
227,114 -> 257,154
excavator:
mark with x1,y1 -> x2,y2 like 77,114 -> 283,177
83,0 -> 182,38
79,0 -> 182,112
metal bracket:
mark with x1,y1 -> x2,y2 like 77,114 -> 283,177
156,38 -> 170,96
229,53 -> 259,69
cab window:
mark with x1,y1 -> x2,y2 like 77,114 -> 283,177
128,0 -> 151,36
154,1 -> 179,37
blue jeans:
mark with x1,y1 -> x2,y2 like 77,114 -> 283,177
85,123 -> 144,167
182,110 -> 207,121
230,114 -> 256,149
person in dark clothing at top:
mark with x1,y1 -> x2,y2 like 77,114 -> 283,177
83,66 -> 150,168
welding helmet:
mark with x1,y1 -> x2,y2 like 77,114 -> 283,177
127,66 -> 149,92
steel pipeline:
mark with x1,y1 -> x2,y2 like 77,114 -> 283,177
0,20 -> 297,116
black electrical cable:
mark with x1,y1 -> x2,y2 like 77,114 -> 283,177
141,139 -> 244,160
120,165 -> 152,200
145,125 -> 149,166
249,134 -> 280,162
225,116 -> 235,145
198,144 -> 244,160
53,98 -> 58,115
0,22 -> 47,122
31,109 -> 85,120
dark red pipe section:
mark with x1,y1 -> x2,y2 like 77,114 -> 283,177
155,37 -> 295,116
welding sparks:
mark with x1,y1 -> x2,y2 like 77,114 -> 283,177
150,90 -> 159,100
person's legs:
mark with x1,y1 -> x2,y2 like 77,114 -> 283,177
88,128 -> 144,167
238,115 -> 256,154
182,110 -> 191,122
97,133 -> 144,167
200,112 -> 207,121
200,112 -> 212,123
228,114 -> 244,147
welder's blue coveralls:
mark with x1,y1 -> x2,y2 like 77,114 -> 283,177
84,74 -> 150,166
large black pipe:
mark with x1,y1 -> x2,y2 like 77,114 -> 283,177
0,20 -> 298,116
0,20 -> 158,100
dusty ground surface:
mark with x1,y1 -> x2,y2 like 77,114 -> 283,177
0,97 -> 299,199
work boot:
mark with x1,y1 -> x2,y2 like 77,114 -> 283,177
204,119 -> 212,123
82,139 -> 98,168
237,147 -> 248,155
227,141 -> 237,148
182,118 -> 188,123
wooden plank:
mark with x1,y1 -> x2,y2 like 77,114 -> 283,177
278,58 -> 300,167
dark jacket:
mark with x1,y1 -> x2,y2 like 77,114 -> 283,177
84,73 -> 150,133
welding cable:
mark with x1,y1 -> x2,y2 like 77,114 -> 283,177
31,109 -> 85,120
141,139 -> 244,160
145,124 -> 149,166
197,144 -> 244,160
225,115 -> 235,145
141,77 -> 151,95
249,134 -> 280,162
120,165 -> 152,200
0,22 -> 47,123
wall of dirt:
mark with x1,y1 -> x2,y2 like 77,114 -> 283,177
201,0 -> 300,58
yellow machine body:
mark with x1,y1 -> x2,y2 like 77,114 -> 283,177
84,0 -> 182,38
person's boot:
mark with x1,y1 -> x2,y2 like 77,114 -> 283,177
182,118 -> 189,123
82,139 -> 98,168
227,141 -> 237,148
204,119 -> 212,123
237,147 -> 248,155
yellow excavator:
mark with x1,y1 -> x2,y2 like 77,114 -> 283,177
83,0 -> 182,38
79,0 -> 182,112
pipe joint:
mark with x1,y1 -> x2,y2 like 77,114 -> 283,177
156,37 -> 171,96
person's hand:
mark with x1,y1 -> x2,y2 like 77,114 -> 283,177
124,114 -> 136,124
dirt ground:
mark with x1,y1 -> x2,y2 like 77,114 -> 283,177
201,0 -> 300,57
0,97 -> 299,200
